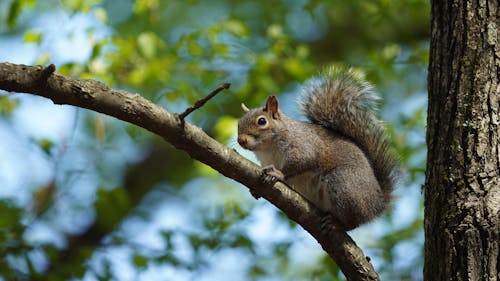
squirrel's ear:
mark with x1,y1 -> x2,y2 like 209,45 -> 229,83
264,96 -> 279,119
241,103 -> 250,113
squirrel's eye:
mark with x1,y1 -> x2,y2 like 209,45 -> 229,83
257,117 -> 267,126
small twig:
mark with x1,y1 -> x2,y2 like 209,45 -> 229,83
38,64 -> 56,82
0,63 -> 381,280
178,83 -> 230,120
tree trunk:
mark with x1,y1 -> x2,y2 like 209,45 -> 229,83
425,0 -> 499,280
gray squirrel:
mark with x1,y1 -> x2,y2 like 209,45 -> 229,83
237,68 -> 397,231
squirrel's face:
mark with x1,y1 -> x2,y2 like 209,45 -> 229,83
237,96 -> 280,151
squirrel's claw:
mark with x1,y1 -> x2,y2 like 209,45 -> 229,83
320,213 -> 339,236
252,165 -> 284,200
261,165 -> 285,184
249,188 -> 261,200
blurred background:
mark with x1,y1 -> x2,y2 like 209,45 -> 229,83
0,0 -> 428,280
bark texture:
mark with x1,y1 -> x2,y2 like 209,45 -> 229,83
426,0 -> 499,280
0,62 -> 379,280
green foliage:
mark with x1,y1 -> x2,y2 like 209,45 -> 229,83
0,0 -> 429,280
0,95 -> 18,115
23,30 -> 42,44
31,181 -> 56,215
5,0 -> 34,30
213,115 -> 238,144
0,199 -> 22,229
37,138 -> 54,155
0,199 -> 28,280
95,187 -> 131,232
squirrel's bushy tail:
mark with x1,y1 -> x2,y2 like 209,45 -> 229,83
300,68 -> 397,202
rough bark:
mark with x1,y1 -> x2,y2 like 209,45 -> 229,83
425,0 -> 499,280
0,62 -> 379,280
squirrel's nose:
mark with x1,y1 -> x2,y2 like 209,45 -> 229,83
237,135 -> 248,146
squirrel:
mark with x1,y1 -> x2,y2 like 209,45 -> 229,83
237,68 -> 397,231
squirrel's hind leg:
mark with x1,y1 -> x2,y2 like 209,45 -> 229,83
320,213 -> 344,236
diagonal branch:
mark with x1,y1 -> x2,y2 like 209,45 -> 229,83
178,82 -> 231,120
0,62 -> 379,281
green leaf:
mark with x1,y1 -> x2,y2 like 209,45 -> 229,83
284,58 -> 306,79
137,32 -> 157,58
0,199 -> 22,228
34,52 -> 51,66
0,96 -> 18,115
32,181 -> 56,215
213,116 -> 237,144
23,30 -> 42,44
7,0 -> 22,30
62,0 -> 101,13
187,41 -> 204,56
194,161 -> 217,177
38,138 -> 54,155
7,0 -> 37,30
94,7 -> 108,23
249,264 -> 266,278
94,187 -> 131,232
223,19 -> 249,37
267,24 -> 284,39
134,0 -> 160,13
132,254 -> 149,269
380,44 -> 402,62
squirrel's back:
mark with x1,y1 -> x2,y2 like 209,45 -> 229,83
300,68 -> 397,204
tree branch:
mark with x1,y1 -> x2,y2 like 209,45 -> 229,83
0,62 -> 379,280
178,82 -> 231,120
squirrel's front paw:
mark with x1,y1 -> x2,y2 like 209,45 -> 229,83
261,165 -> 285,184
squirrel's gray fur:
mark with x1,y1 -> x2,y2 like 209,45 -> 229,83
299,68 -> 397,206
237,67 -> 397,230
